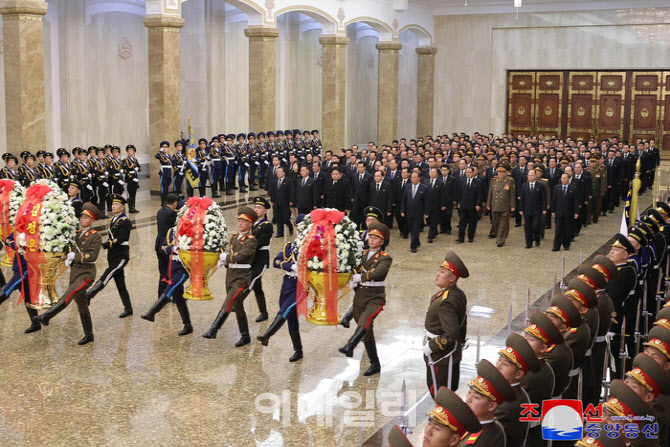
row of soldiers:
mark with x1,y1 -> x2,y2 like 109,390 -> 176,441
0,145 -> 141,215
390,209 -> 670,447
155,129 -> 321,204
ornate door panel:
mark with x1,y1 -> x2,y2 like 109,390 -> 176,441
567,72 -> 597,141
661,72 -> 670,155
507,72 -> 536,137
535,72 -> 563,137
630,71 -> 662,147
596,72 -> 627,142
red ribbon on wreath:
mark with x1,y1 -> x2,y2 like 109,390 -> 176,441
178,196 -> 213,297
296,209 -> 344,324
0,179 -> 15,238
14,184 -> 52,305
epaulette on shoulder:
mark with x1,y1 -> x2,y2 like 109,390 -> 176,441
90,230 -> 97,234
380,251 -> 389,257
247,234 -> 255,239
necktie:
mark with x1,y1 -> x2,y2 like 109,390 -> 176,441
333,181 -> 337,186
563,186 -> 567,196
302,178 -> 306,187
377,183 -> 380,193
274,167 -> 277,175
431,179 -> 435,188
277,178 -> 281,189
314,173 -> 317,180
412,185 -> 417,198
467,179 -> 471,188
402,180 -> 406,189
360,174 -> 363,182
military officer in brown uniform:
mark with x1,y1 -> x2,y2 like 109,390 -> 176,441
424,387 -> 481,447
495,332 -> 540,447
34,203 -> 103,345
544,294 -> 582,397
203,207 -> 258,347
339,223 -> 392,377
423,251 -> 470,395
460,359 -> 514,446
602,380 -> 657,445
486,163 -> 516,247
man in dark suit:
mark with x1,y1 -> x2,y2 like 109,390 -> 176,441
368,170 -> 393,228
269,166 -> 294,237
604,150 -> 622,213
296,165 -> 318,214
519,169 -> 547,248
570,162 -> 591,236
544,157 -> 563,191
400,171 -> 428,253
155,192 -> 179,297
265,156 -> 281,194
386,160 -> 400,182
322,167 -> 351,213
454,167 -> 484,243
439,164 -> 455,234
552,173 -> 579,251
512,157 -> 529,227
423,167 -> 444,243
393,168 -> 411,239
351,161 -> 372,227
311,161 -> 327,207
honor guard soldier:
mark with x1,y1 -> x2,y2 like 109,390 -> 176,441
425,387 -> 481,447
311,129 -> 321,156
67,179 -> 84,218
276,130 -> 287,164
338,223 -> 392,377
172,140 -> 186,199
235,133 -> 249,193
91,148 -> 109,217
107,146 -> 125,210
141,225 -> 193,336
54,148 -> 72,190
387,426 -> 413,447
495,333 -> 540,447
223,134 -> 237,195
267,131 -> 279,164
203,207 -> 258,346
155,140 -> 172,205
243,197 -> 274,322
85,146 -> 100,206
18,152 -> 38,187
602,379 -> 657,442
123,144 -> 141,213
285,129 -> 295,157
642,214 -> 667,321
34,203 -> 103,345
358,206 -> 388,250
461,359 -> 515,446
424,251 -> 470,394
86,194 -> 133,318
0,232 -> 39,333
257,132 -> 269,189
486,162 -> 516,247
293,129 -> 304,161
35,150 -> 45,171
192,138 -> 210,197
609,233 -> 638,379
1,153 -> 18,179
247,133 -> 259,191
209,136 -> 223,198
39,151 -> 55,180
70,148 -> 92,202
544,294 -> 582,397
257,214 -> 306,362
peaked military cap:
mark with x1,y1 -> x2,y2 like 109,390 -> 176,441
525,311 -> 564,346
577,264 -> 607,290
364,206 -> 383,222
160,141 -> 170,148
109,193 -> 127,205
57,148 -> 70,158
604,380 -> 655,421
627,353 -> 670,397
126,144 -> 136,152
566,277 -> 598,308
198,138 -> 207,145
613,233 -> 635,254
81,203 -> 103,221
655,201 -> 670,217
427,387 -> 481,437
628,226 -> 648,246
387,426 -> 413,447
257,132 -> 266,138
252,196 -> 271,210
645,326 -> 670,360
468,359 -> 516,403
499,333 -> 541,373
68,179 -> 82,190
247,132 -> 256,139
367,222 -> 390,242
591,254 -> 618,281
441,251 -> 469,279
546,294 -> 582,328
575,422 -> 627,447
237,206 -> 257,223
237,133 -> 246,140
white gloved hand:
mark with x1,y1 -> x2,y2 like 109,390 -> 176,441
255,161 -> 260,166
67,252 -> 75,261
423,342 -> 432,357
352,274 -> 362,283
290,263 -> 298,272
87,184 -> 94,190
118,180 -> 125,185
133,178 -> 139,183
216,253 -> 228,268
348,280 -> 356,291
244,163 -> 250,168
65,259 -> 73,267
102,182 -> 109,187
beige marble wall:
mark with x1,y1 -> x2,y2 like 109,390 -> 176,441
245,26 -> 279,133
276,13 -> 299,129
346,28 -> 377,147
398,31 -> 418,141
145,15 -> 184,191
416,45 -> 437,138
298,28 -> 322,132
0,0 -> 48,156
376,42 -> 401,146
223,20 -> 249,133
320,34 -> 348,152
433,7 -> 670,134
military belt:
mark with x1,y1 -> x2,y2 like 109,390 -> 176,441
229,263 -> 251,269
594,336 -> 606,343
259,245 -> 270,251
360,281 -> 387,287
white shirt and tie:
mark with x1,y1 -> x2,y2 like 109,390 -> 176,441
412,183 -> 418,198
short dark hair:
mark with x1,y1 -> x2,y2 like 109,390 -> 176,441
166,192 -> 179,205
331,167 -> 342,174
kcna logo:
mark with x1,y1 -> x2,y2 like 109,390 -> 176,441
541,400 -> 583,440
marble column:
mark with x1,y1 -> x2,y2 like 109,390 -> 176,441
376,42 -> 402,146
144,15 -> 184,192
320,35 -> 348,151
416,46 -> 437,138
0,0 -> 48,156
245,26 -> 279,132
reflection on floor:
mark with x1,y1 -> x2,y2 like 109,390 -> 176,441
0,182 -> 635,446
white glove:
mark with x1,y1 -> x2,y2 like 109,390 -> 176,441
87,184 -> 93,191
352,274 -> 362,283
244,163 -> 250,168
133,178 -> 139,183
102,182 -> 109,187
255,161 -> 260,166
290,263 -> 298,272
66,252 -> 75,261
348,280 -> 356,291
216,253 -> 228,268
423,342 -> 432,357
118,180 -> 125,185
65,259 -> 73,267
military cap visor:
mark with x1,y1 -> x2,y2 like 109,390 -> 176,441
613,233 -> 635,254
656,201 -> 670,217
110,193 -> 127,205
367,222 -> 390,242
546,294 -> 582,328
525,311 -> 563,346
591,254 -> 618,281
81,203 -> 103,221
237,206 -> 257,223
252,197 -> 271,210
468,359 -> 516,403
566,277 -> 598,308
427,387 -> 481,437
68,179 -> 82,190
498,332 -> 541,373
440,251 -> 469,279
577,264 -> 607,290
364,206 -> 384,222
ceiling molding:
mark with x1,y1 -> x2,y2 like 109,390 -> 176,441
428,0 -> 670,16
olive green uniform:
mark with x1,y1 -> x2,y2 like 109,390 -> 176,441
352,249 -> 392,342
487,177 -> 516,245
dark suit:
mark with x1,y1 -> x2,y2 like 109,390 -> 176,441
604,157 -> 622,211
455,177 -> 484,242
393,177 -> 410,237
295,176 -> 318,214
423,178 -> 443,241
400,182 -> 428,250
322,178 -> 352,212
155,205 -> 178,296
310,170 -> 327,207
368,181 -> 393,227
512,165 -> 529,226
519,181 -> 547,247
92,213 -> 133,313
440,175 -> 455,233
552,183 -> 578,250
351,171 -> 373,225
270,177 -> 294,236
570,172 -> 590,235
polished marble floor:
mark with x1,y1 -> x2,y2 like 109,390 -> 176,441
0,180 -> 648,447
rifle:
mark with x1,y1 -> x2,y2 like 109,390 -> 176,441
619,317 -> 629,378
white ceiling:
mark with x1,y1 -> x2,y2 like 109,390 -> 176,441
411,0 -> 670,15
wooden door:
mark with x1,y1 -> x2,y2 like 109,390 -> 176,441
535,72 -> 563,138
596,71 -> 627,143
507,72 -> 536,137
567,72 -> 597,141
661,72 -> 670,155
629,71 -> 662,148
